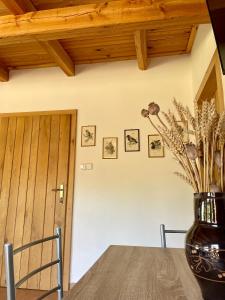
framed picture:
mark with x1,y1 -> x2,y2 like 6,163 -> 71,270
102,137 -> 118,159
81,125 -> 96,147
148,134 -> 165,158
124,129 -> 140,152
176,121 -> 189,143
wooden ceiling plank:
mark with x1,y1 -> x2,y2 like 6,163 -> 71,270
186,25 -> 198,53
1,0 -> 36,14
2,0 -> 75,76
40,40 -> 75,76
0,0 -> 210,46
0,65 -> 9,81
10,49 -> 187,70
134,30 -> 148,70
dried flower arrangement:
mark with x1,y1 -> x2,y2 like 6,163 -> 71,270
141,99 -> 225,193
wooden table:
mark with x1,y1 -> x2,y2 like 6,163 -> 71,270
65,246 -> 203,300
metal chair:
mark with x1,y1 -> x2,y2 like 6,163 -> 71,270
160,224 -> 187,248
4,227 -> 63,300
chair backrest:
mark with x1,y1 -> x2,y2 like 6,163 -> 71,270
4,227 -> 63,300
160,224 -> 187,248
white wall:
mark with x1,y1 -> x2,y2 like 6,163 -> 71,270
0,56 -> 194,282
191,24 -> 225,97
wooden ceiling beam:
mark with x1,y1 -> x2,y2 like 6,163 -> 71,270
186,25 -> 198,53
0,0 -> 210,46
1,0 -> 36,14
0,65 -> 9,82
41,41 -> 75,76
2,0 -> 75,76
40,40 -> 75,76
134,30 -> 148,70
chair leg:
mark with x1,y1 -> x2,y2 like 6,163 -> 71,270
56,227 -> 63,300
160,224 -> 167,248
4,244 -> 16,300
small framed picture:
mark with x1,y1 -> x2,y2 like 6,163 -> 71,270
103,137 -> 118,159
124,129 -> 140,152
176,121 -> 189,143
81,126 -> 96,147
148,134 -> 165,158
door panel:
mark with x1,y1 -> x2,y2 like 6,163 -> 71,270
0,118 -> 9,189
19,116 -> 40,289
13,117 -> 33,285
0,117 -> 17,282
51,115 -> 71,289
1,117 -> 25,286
0,112 -> 75,291
40,115 -> 60,290
27,115 -> 52,289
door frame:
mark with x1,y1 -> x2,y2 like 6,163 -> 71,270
195,50 -> 224,112
0,109 -> 77,291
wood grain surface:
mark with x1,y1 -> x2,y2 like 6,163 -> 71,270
0,0 -> 210,79
0,111 -> 77,292
65,246 -> 203,300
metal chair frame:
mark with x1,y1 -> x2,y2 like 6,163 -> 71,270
160,224 -> 187,248
4,227 -> 63,300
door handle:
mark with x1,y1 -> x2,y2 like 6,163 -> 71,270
52,184 -> 64,203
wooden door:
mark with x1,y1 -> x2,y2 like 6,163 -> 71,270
196,50 -> 224,113
0,110 -> 77,291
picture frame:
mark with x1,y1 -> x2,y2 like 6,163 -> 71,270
81,125 -> 96,147
176,120 -> 189,143
124,129 -> 140,152
102,137 -> 118,159
148,134 -> 165,158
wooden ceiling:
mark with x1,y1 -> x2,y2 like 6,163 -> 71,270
0,0 -> 210,81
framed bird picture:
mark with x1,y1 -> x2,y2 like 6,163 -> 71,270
124,129 -> 140,152
148,134 -> 165,158
81,125 -> 96,147
102,137 -> 118,159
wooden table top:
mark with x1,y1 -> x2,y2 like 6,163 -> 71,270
65,246 -> 203,300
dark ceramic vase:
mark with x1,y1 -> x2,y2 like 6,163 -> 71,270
186,193 -> 225,300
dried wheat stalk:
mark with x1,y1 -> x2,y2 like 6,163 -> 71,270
141,99 -> 225,193
174,172 -> 194,189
